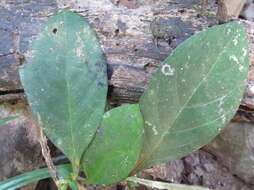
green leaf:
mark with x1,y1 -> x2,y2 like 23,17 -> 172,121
19,10 -> 108,170
127,177 -> 211,190
0,164 -> 72,190
0,117 -> 17,127
68,180 -> 79,190
82,104 -> 144,185
135,21 -> 249,171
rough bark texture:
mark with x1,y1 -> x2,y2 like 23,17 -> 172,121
1,0 -> 254,190
145,150 -> 253,190
0,101 -> 43,180
205,122 -> 254,186
217,0 -> 246,23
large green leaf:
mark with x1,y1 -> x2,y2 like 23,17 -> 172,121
19,10 -> 108,171
82,104 -> 144,185
0,164 -> 72,190
134,21 -> 249,171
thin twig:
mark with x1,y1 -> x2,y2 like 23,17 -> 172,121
39,126 -> 59,182
12,28 -> 25,66
200,0 -> 207,11
24,108 -> 59,183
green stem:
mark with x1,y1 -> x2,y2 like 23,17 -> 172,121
126,177 -> 211,190
0,164 -> 72,190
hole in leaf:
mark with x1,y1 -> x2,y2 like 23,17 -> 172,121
52,28 -> 58,34
115,29 -> 120,35
178,9 -> 185,13
78,171 -> 86,178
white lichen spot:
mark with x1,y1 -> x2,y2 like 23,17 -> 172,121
25,50 -> 36,59
103,112 -> 110,119
57,139 -> 63,146
221,115 -> 226,124
75,33 -> 85,57
84,124 -> 91,129
233,38 -> 238,46
145,121 -> 158,135
239,65 -> 244,72
76,46 -> 84,57
242,48 -> 247,57
226,28 -> 232,34
150,90 -> 155,96
83,26 -> 92,36
218,97 -> 226,124
229,55 -> 239,64
152,125 -> 158,135
145,121 -> 152,127
121,156 -> 129,167
219,108 -> 226,123
161,64 -> 175,76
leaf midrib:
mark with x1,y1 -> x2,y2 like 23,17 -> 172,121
63,11 -> 78,167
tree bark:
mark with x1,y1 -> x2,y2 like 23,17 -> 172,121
0,0 -> 254,122
217,0 -> 246,23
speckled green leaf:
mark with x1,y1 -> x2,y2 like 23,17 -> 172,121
135,21 -> 249,171
83,104 -> 144,185
19,10 -> 108,171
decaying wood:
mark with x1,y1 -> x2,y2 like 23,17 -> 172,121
241,21 -> 254,115
217,0 -> 246,23
0,101 -> 44,181
0,0 -> 254,119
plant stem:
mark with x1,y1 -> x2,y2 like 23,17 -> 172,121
126,176 -> 211,190
39,127 -> 58,181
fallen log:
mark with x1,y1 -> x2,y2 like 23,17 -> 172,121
0,1 -> 254,120
1,1 -> 254,189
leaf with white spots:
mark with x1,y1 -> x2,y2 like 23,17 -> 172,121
19,10 -> 108,172
134,21 -> 249,171
82,104 -> 144,185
